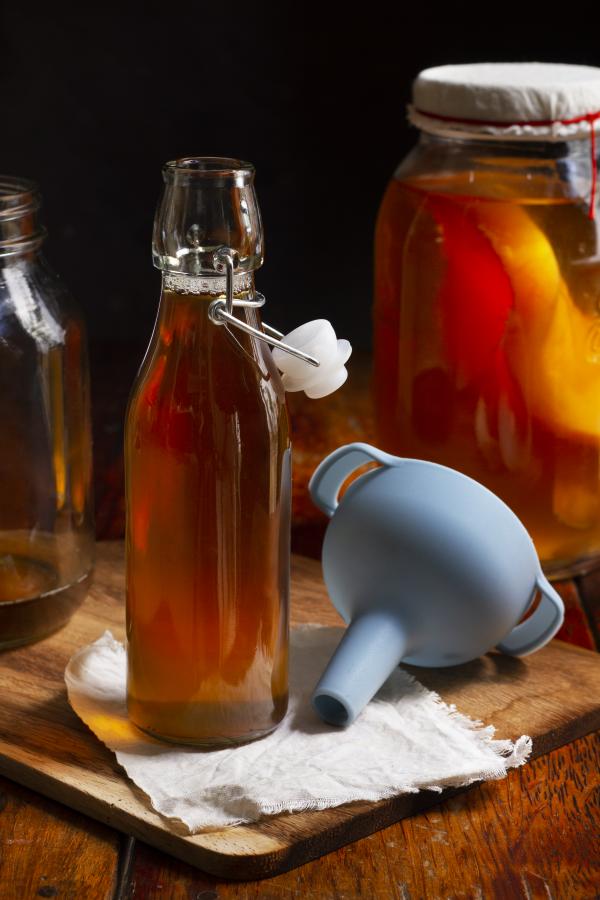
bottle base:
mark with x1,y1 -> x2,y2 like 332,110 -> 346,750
131,719 -> 283,749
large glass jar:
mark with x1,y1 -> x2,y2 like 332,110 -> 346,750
374,63 -> 600,578
0,176 -> 94,646
125,158 -> 291,746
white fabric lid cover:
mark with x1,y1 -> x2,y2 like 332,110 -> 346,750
410,63 -> 600,140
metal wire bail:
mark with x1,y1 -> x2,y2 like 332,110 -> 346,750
209,247 -> 320,367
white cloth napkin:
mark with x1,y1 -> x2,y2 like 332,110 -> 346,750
65,625 -> 531,833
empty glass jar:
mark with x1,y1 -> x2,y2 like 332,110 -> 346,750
0,176 -> 94,646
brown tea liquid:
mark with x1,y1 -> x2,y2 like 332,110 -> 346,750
125,288 -> 290,745
0,531 -> 90,648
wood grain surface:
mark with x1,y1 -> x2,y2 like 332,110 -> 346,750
0,542 -> 598,884
121,731 -> 600,899
0,734 -> 597,898
0,775 -> 121,898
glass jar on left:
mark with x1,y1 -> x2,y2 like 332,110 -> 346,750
0,177 -> 94,647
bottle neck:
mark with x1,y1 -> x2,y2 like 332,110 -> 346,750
160,270 -> 255,298
156,271 -> 260,353
152,157 -> 264,277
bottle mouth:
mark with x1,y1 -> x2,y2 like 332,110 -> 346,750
162,157 -> 255,187
0,176 -> 45,257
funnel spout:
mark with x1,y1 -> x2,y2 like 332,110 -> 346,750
311,611 -> 408,726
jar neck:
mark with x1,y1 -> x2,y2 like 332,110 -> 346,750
0,177 -> 46,265
415,130 -> 594,162
396,131 -> 599,213
0,249 -> 42,272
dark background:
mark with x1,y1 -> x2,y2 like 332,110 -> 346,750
2,6 -> 599,354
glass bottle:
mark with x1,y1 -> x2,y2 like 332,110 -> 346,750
125,158 -> 291,746
374,129 -> 600,579
0,176 -> 94,646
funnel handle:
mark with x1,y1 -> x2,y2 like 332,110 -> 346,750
309,442 -> 399,517
496,573 -> 565,657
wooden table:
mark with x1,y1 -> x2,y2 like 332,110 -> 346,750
0,575 -> 598,899
0,349 -> 597,898
4,753 -> 600,900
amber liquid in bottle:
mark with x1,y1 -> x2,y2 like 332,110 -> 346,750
375,170 -> 600,574
125,287 -> 290,745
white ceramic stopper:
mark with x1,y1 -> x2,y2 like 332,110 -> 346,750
272,320 -> 352,398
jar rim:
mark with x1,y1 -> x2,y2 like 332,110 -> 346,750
0,175 -> 44,257
0,176 -> 40,220
162,157 -> 255,185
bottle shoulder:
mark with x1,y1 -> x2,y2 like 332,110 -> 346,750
126,303 -> 288,447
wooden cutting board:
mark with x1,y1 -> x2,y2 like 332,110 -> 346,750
0,542 -> 598,880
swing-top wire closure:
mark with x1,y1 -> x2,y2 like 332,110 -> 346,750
208,247 -> 320,368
